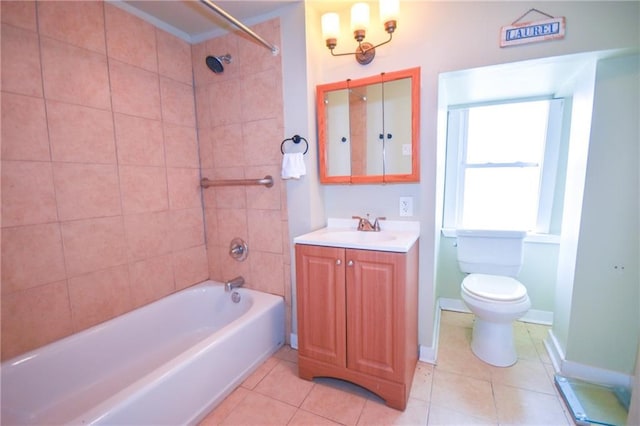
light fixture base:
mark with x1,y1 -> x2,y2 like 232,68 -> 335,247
355,42 -> 375,65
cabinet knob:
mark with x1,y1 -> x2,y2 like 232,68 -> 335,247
347,260 -> 354,266
336,259 -> 342,265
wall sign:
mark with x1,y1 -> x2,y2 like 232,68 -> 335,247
500,9 -> 566,47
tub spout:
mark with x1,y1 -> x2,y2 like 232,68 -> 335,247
224,276 -> 245,292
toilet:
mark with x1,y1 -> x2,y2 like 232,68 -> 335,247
456,229 -> 531,367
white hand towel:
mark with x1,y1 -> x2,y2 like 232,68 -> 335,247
281,152 -> 306,179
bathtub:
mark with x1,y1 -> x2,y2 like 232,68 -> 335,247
1,280 -> 285,425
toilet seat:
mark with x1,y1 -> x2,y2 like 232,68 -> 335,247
462,274 -> 528,303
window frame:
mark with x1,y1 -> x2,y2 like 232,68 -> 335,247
442,97 -> 565,235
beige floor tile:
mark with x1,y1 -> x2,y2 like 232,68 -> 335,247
490,358 -> 556,395
288,409 -> 342,425
409,361 -> 434,402
300,381 -> 368,425
514,328 -> 540,361
198,386 -> 250,425
220,392 -> 296,425
436,323 -> 492,381
241,355 -> 279,389
430,370 -> 497,422
525,322 -> 551,340
253,360 -> 314,407
493,383 -> 571,425
273,344 -> 299,363
427,402 -> 497,425
440,310 -> 474,328
356,397 -> 428,425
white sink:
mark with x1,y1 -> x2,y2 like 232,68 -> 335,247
294,218 -> 420,253
317,230 -> 397,244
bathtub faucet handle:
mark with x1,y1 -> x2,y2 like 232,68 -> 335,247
224,276 -> 245,292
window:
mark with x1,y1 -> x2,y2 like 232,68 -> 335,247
443,98 -> 564,233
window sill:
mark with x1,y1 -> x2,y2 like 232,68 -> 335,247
440,228 -> 560,244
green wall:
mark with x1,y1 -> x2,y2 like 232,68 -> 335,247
559,54 -> 639,374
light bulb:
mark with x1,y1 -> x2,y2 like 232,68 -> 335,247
379,0 -> 399,33
350,3 -> 370,41
321,12 -> 340,46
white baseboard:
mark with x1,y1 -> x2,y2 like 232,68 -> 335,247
438,297 -> 553,325
546,329 -> 633,388
419,305 -> 441,365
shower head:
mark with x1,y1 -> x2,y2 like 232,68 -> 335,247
205,54 -> 232,74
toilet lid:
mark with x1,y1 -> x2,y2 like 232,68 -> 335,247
462,274 -> 527,302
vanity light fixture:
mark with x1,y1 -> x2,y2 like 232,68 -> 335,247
321,0 -> 399,65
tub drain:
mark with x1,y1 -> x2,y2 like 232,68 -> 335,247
231,291 -> 241,303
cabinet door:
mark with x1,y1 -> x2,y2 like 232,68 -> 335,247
295,244 -> 346,367
345,249 -> 406,381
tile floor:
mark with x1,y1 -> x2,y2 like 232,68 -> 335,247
199,311 -> 573,425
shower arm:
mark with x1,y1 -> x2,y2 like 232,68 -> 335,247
199,0 -> 279,56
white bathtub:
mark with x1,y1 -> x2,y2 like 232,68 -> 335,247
1,280 -> 285,425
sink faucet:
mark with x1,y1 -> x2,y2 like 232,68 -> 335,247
224,276 -> 245,292
352,214 -> 386,232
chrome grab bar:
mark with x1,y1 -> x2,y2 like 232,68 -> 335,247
200,175 -> 273,188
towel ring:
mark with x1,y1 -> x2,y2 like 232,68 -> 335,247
280,135 -> 308,155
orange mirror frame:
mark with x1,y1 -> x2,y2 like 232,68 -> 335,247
317,67 -> 420,184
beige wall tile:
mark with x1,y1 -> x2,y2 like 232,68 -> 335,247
248,209 -> 283,253
240,70 -> 282,122
1,24 -> 42,97
105,3 -> 157,72
128,254 -> 176,308
157,30 -> 192,85
160,77 -> 196,127
167,167 -> 201,210
119,165 -> 168,214
1,1 -> 37,31
114,113 -> 165,166
109,60 -> 161,120
1,280 -> 73,360
37,1 -> 105,53
1,93 -> 50,161
212,124 -> 245,168
208,80 -> 242,127
249,251 -> 284,295
1,161 -> 58,227
242,118 -> 283,166
164,124 -> 199,168
123,211 -> 172,261
169,208 -> 205,250
41,37 -> 110,110
53,163 -> 121,221
172,245 -> 208,290
68,265 -> 132,330
48,101 -> 116,164
1,223 -> 66,293
61,216 -> 127,277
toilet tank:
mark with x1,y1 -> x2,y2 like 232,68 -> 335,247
455,229 -> 527,277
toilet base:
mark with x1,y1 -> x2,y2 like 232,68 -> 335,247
471,318 -> 517,367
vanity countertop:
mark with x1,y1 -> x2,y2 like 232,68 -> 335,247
294,218 -> 420,253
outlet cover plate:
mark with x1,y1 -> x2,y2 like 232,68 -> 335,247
399,197 -> 413,217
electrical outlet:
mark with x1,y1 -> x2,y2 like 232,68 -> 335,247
399,197 -> 413,217
402,144 -> 412,156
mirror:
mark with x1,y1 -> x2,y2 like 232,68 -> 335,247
317,67 -> 420,184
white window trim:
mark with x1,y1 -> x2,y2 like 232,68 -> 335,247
442,97 -> 564,236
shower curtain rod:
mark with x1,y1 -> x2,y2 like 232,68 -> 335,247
199,0 -> 279,55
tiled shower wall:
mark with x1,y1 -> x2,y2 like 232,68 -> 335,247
191,19 -> 292,340
1,1 -> 289,360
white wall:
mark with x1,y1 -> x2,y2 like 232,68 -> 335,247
562,53 -> 639,375
287,1 -> 639,364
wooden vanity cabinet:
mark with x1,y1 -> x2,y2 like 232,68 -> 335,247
295,243 -> 419,411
